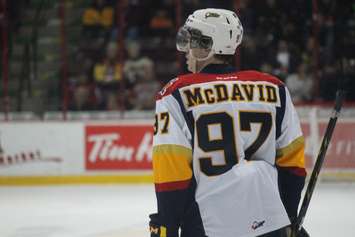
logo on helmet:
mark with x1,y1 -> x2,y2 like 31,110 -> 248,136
205,12 -> 220,18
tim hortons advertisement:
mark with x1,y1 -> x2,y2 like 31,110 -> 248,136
85,120 -> 355,171
85,124 -> 154,170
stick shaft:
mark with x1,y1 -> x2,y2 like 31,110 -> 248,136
292,90 -> 346,236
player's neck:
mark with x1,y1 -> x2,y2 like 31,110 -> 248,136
196,57 -> 224,73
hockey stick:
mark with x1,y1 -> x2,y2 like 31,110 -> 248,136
291,89 -> 346,237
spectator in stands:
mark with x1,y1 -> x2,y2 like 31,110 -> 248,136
276,40 -> 290,70
273,40 -> 300,81
286,63 -> 314,103
123,40 -> 159,110
301,37 -> 315,66
69,77 -> 92,111
123,40 -> 153,87
131,58 -> 160,110
82,0 -> 114,39
149,9 -> 174,36
68,53 -> 96,111
93,41 -> 122,110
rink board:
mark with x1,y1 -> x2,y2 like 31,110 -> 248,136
0,121 -> 154,185
0,119 -> 354,185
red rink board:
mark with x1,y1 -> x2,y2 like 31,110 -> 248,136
84,121 -> 355,171
302,122 -> 355,169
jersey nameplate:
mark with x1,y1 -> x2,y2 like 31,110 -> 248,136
182,82 -> 278,108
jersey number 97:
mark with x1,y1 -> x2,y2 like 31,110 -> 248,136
196,111 -> 272,176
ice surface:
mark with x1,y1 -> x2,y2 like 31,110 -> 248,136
0,183 -> 354,237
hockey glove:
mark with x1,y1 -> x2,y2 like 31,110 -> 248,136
149,213 -> 179,237
286,226 -> 310,237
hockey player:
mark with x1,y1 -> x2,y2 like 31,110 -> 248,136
149,8 -> 308,237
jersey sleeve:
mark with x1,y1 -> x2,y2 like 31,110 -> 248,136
276,87 -> 306,172
275,86 -> 306,222
151,93 -> 193,237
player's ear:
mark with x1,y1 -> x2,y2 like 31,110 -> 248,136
190,48 -> 211,59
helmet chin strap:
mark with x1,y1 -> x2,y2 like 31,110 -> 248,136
188,49 -> 214,73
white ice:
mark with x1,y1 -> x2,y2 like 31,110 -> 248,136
0,183 -> 354,237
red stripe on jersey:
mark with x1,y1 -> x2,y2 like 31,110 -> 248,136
155,179 -> 191,192
156,70 -> 284,100
281,167 -> 307,177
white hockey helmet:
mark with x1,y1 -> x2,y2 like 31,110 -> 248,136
176,8 -> 243,55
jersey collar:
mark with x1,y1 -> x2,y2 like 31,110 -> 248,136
200,64 -> 236,74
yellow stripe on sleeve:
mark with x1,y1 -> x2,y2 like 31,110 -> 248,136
153,144 -> 192,184
276,136 -> 305,168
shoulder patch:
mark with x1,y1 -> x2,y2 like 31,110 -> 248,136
156,77 -> 180,100
156,74 -> 200,100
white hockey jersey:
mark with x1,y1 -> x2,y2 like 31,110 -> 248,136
152,67 -> 306,237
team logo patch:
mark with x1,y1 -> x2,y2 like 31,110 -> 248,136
205,12 -> 220,18
251,220 -> 265,230
159,77 -> 179,96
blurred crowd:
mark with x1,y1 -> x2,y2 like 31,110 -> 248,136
66,0 -> 355,111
